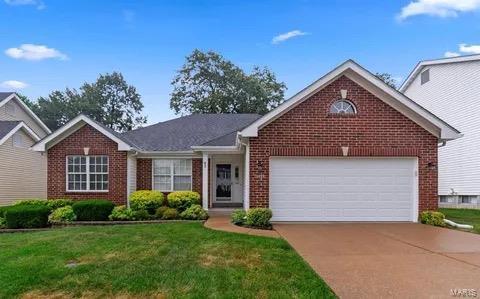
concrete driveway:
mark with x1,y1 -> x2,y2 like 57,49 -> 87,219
275,223 -> 480,298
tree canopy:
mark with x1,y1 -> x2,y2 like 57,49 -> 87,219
26,72 -> 146,131
170,50 -> 286,115
375,72 -> 398,89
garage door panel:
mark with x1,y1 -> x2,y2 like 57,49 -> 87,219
269,157 -> 417,222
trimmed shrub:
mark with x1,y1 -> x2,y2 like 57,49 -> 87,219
180,204 -> 208,220
133,209 -> 151,220
48,206 -> 76,224
130,190 -> 165,214
231,209 -> 247,225
0,217 -> 6,229
474,224 -> 480,234
167,191 -> 201,212
246,208 -> 273,228
46,199 -> 74,210
0,206 -> 11,218
72,200 -> 115,221
155,206 -> 169,219
5,205 -> 50,228
14,199 -> 49,208
109,206 -> 136,221
420,211 -> 446,227
162,208 -> 179,220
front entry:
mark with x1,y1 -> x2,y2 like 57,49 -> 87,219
212,155 -> 243,207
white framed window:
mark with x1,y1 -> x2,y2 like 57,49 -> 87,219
460,195 -> 476,204
330,99 -> 357,114
67,155 -> 108,192
153,159 -> 192,192
439,195 -> 450,203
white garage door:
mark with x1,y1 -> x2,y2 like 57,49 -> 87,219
269,157 -> 417,222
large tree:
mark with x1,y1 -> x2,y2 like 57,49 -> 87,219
375,72 -> 398,89
170,50 -> 286,115
28,72 -> 146,131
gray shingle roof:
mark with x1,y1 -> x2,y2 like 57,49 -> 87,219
121,114 -> 261,151
0,121 -> 21,140
0,92 -> 14,102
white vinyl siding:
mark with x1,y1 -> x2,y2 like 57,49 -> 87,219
269,157 -> 417,222
0,98 -> 48,138
152,159 -> 192,192
0,130 -> 47,205
404,60 -> 480,196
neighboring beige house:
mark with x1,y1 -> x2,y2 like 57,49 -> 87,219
0,92 -> 51,205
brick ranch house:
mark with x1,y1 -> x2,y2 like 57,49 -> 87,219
32,60 -> 461,222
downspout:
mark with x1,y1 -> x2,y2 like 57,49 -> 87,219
438,140 -> 447,148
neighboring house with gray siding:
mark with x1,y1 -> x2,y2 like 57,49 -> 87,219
0,92 -> 51,205
400,54 -> 480,208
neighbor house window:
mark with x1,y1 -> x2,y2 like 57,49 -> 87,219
420,69 -> 430,85
460,195 -> 476,204
330,99 -> 357,114
153,159 -> 192,191
439,195 -> 450,203
67,155 -> 108,191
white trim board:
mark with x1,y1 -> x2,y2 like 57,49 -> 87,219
400,54 -> 480,92
239,60 -> 461,142
0,122 -> 40,145
32,114 -> 132,152
0,93 -> 51,134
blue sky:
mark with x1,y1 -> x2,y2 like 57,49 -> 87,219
1,0 -> 480,124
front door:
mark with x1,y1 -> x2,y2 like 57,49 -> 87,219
215,164 -> 232,201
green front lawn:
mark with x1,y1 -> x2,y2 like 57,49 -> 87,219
439,208 -> 480,229
0,223 -> 335,298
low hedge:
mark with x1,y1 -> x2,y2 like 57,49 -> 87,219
130,190 -> 165,215
246,208 -> 273,229
4,205 -> 50,229
420,211 -> 445,227
48,206 -> 76,224
180,204 -> 208,220
72,200 -> 115,221
109,205 -> 136,221
231,209 -> 247,225
167,191 -> 201,212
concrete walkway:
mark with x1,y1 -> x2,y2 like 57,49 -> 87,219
275,223 -> 480,299
205,211 -> 280,238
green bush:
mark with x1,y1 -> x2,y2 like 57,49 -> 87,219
167,191 -> 201,212
72,200 -> 115,221
5,205 -> 50,229
180,204 -> 208,220
474,224 -> 480,234
109,206 -> 136,221
133,209 -> 151,220
46,199 -> 74,210
231,209 -> 247,225
246,208 -> 273,228
14,199 -> 49,208
130,190 -> 165,214
48,206 -> 76,224
155,206 -> 169,219
0,217 -> 6,229
0,206 -> 11,218
162,208 -> 179,220
420,211 -> 446,227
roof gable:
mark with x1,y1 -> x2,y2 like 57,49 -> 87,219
400,54 -> 480,92
0,121 -> 40,145
240,60 -> 461,141
0,93 -> 51,134
32,115 -> 133,152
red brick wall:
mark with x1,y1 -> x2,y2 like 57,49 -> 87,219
249,75 -> 438,213
136,158 -> 203,197
47,124 -> 127,205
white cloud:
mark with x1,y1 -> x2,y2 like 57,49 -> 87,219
397,0 -> 480,20
272,30 -> 308,44
0,80 -> 28,89
4,0 -> 45,9
5,44 -> 68,61
459,43 -> 480,54
444,51 -> 461,57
